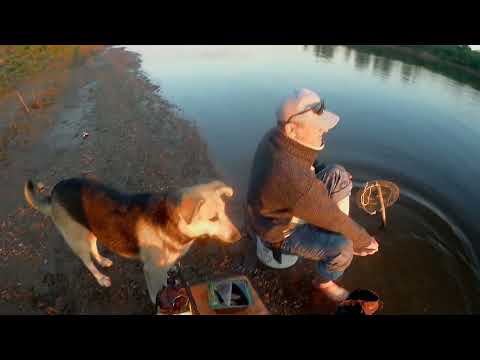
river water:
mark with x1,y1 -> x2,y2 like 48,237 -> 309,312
125,45 -> 480,314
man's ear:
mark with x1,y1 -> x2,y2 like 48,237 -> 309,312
284,123 -> 296,139
178,195 -> 205,224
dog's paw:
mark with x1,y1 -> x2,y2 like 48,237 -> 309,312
98,275 -> 111,287
99,257 -> 113,268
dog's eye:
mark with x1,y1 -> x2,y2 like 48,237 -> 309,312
209,214 -> 219,222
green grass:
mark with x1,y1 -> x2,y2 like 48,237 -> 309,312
0,45 -> 91,159
0,45 -> 81,95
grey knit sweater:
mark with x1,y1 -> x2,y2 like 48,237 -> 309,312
246,127 -> 372,251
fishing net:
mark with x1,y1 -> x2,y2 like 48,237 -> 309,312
355,180 -> 400,215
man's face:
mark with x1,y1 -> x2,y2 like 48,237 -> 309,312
286,120 -> 327,150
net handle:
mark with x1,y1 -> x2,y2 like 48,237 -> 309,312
375,181 -> 387,228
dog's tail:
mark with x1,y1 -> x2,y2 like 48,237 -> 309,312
24,180 -> 52,216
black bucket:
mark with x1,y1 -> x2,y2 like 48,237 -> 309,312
335,289 -> 382,315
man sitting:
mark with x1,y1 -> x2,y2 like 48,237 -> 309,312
246,88 -> 378,302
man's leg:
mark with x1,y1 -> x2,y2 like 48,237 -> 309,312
314,163 -> 353,206
281,224 -> 354,301
313,191 -> 349,300
313,188 -> 350,301
315,163 -> 354,299
314,163 -> 354,299
285,163 -> 352,301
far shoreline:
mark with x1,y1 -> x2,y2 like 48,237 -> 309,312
347,45 -> 480,88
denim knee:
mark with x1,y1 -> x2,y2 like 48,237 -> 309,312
315,163 -> 352,202
316,235 -> 353,281
328,235 -> 354,272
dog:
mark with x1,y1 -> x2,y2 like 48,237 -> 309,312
24,177 -> 241,303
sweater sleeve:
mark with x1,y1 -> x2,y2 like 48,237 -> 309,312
292,177 -> 373,251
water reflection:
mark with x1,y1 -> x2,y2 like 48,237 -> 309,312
354,51 -> 371,71
309,45 -> 337,61
344,47 -> 352,63
401,62 -> 414,83
372,55 -> 394,79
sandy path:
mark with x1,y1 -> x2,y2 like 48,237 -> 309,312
0,46 -> 324,315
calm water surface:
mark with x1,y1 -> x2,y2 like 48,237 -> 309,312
125,45 -> 480,314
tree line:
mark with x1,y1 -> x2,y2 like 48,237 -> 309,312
400,45 -> 480,71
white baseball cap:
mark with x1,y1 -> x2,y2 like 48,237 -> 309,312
276,88 -> 340,131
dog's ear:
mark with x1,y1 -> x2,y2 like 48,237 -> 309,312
178,195 -> 205,225
210,181 -> 234,198
166,189 -> 204,224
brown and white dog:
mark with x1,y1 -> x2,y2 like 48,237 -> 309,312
24,178 -> 241,303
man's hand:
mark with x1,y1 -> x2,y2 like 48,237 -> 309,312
353,237 -> 379,256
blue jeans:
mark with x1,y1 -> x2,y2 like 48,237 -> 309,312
280,163 -> 354,283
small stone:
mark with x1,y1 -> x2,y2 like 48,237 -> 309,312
33,282 -> 50,298
46,307 -> 58,315
55,297 -> 67,311
37,301 -> 48,309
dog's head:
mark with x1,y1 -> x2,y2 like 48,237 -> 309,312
168,180 -> 241,244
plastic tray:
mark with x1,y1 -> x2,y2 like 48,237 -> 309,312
207,277 -> 254,310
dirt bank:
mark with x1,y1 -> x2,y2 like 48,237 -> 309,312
0,46 -> 323,315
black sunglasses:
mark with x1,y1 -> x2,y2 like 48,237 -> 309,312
285,99 -> 326,124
